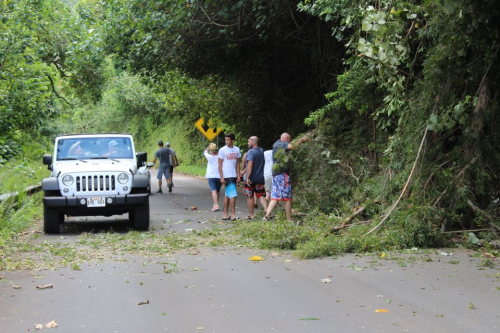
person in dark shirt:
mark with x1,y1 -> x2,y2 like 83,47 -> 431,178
152,140 -> 172,193
243,136 -> 267,220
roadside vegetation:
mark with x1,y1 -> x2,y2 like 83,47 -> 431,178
1,0 -> 499,267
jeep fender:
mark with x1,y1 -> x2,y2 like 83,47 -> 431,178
132,174 -> 149,189
42,178 -> 59,191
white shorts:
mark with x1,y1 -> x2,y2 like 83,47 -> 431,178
264,175 -> 273,192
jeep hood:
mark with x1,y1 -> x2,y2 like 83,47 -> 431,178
54,160 -> 136,174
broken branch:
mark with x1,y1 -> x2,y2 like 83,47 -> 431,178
324,206 -> 366,236
365,126 -> 428,236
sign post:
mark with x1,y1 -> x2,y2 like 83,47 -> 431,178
194,118 -> 223,141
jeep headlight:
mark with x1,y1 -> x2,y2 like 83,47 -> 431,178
117,173 -> 129,184
62,175 -> 74,186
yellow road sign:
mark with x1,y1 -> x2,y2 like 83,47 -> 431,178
194,118 -> 223,141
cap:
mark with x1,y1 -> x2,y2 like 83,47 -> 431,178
108,140 -> 118,147
157,140 -> 163,146
209,143 -> 217,152
165,142 -> 171,147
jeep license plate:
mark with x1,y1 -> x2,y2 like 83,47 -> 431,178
87,198 -> 105,207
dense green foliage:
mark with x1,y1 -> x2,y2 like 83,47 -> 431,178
0,0 -> 105,162
294,0 -> 500,236
98,0 -> 344,142
1,0 -> 499,256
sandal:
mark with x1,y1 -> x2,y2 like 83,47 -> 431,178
246,216 -> 254,221
230,217 -> 239,221
221,217 -> 230,221
262,215 -> 271,221
211,205 -> 220,212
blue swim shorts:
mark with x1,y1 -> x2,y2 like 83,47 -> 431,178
224,178 -> 238,199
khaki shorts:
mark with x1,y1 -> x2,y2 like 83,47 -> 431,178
264,175 -> 273,192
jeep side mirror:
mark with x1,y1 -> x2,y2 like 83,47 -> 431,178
43,154 -> 52,170
136,152 -> 147,168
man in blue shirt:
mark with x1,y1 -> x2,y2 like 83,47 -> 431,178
244,136 -> 268,220
152,140 -> 172,193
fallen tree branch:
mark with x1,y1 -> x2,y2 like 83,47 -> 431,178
324,207 -> 366,236
342,206 -> 365,227
475,44 -> 499,97
326,220 -> 374,234
467,200 -> 494,220
364,126 -> 428,236
342,163 -> 360,185
432,156 -> 478,206
441,228 -> 492,234
466,200 -> 500,231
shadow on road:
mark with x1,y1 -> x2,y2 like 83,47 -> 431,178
59,215 -> 131,235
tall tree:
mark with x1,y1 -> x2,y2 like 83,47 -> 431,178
99,0 -> 345,141
296,0 -> 500,231
0,0 -> 106,162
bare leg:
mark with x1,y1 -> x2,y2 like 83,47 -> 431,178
169,167 -> 174,185
265,199 -> 279,218
284,200 -> 292,221
223,196 -> 230,219
247,196 -> 255,218
211,190 -> 219,207
258,196 -> 268,211
230,197 -> 237,219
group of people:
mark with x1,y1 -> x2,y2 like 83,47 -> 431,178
152,140 -> 179,193
152,132 -> 307,221
204,132 -> 307,222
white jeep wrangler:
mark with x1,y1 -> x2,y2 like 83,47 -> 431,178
42,134 -> 152,233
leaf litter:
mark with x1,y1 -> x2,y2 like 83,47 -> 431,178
36,284 -> 53,290
35,320 -> 58,329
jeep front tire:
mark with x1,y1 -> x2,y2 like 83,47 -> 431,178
130,201 -> 150,231
44,206 -> 64,234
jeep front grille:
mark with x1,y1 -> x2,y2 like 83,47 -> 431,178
76,175 -> 115,193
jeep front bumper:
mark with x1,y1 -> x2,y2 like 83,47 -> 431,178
43,194 -> 148,207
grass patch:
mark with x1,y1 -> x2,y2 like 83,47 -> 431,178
176,164 -> 206,177
0,159 -> 48,195
227,211 -> 446,259
231,216 -> 319,251
0,224 -> 235,271
0,155 -> 49,263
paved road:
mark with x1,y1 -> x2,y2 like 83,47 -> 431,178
53,170 -> 247,235
0,173 -> 499,332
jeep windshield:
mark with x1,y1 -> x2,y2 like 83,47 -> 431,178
56,137 -> 133,161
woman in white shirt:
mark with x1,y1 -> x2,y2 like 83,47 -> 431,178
204,143 -> 221,211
